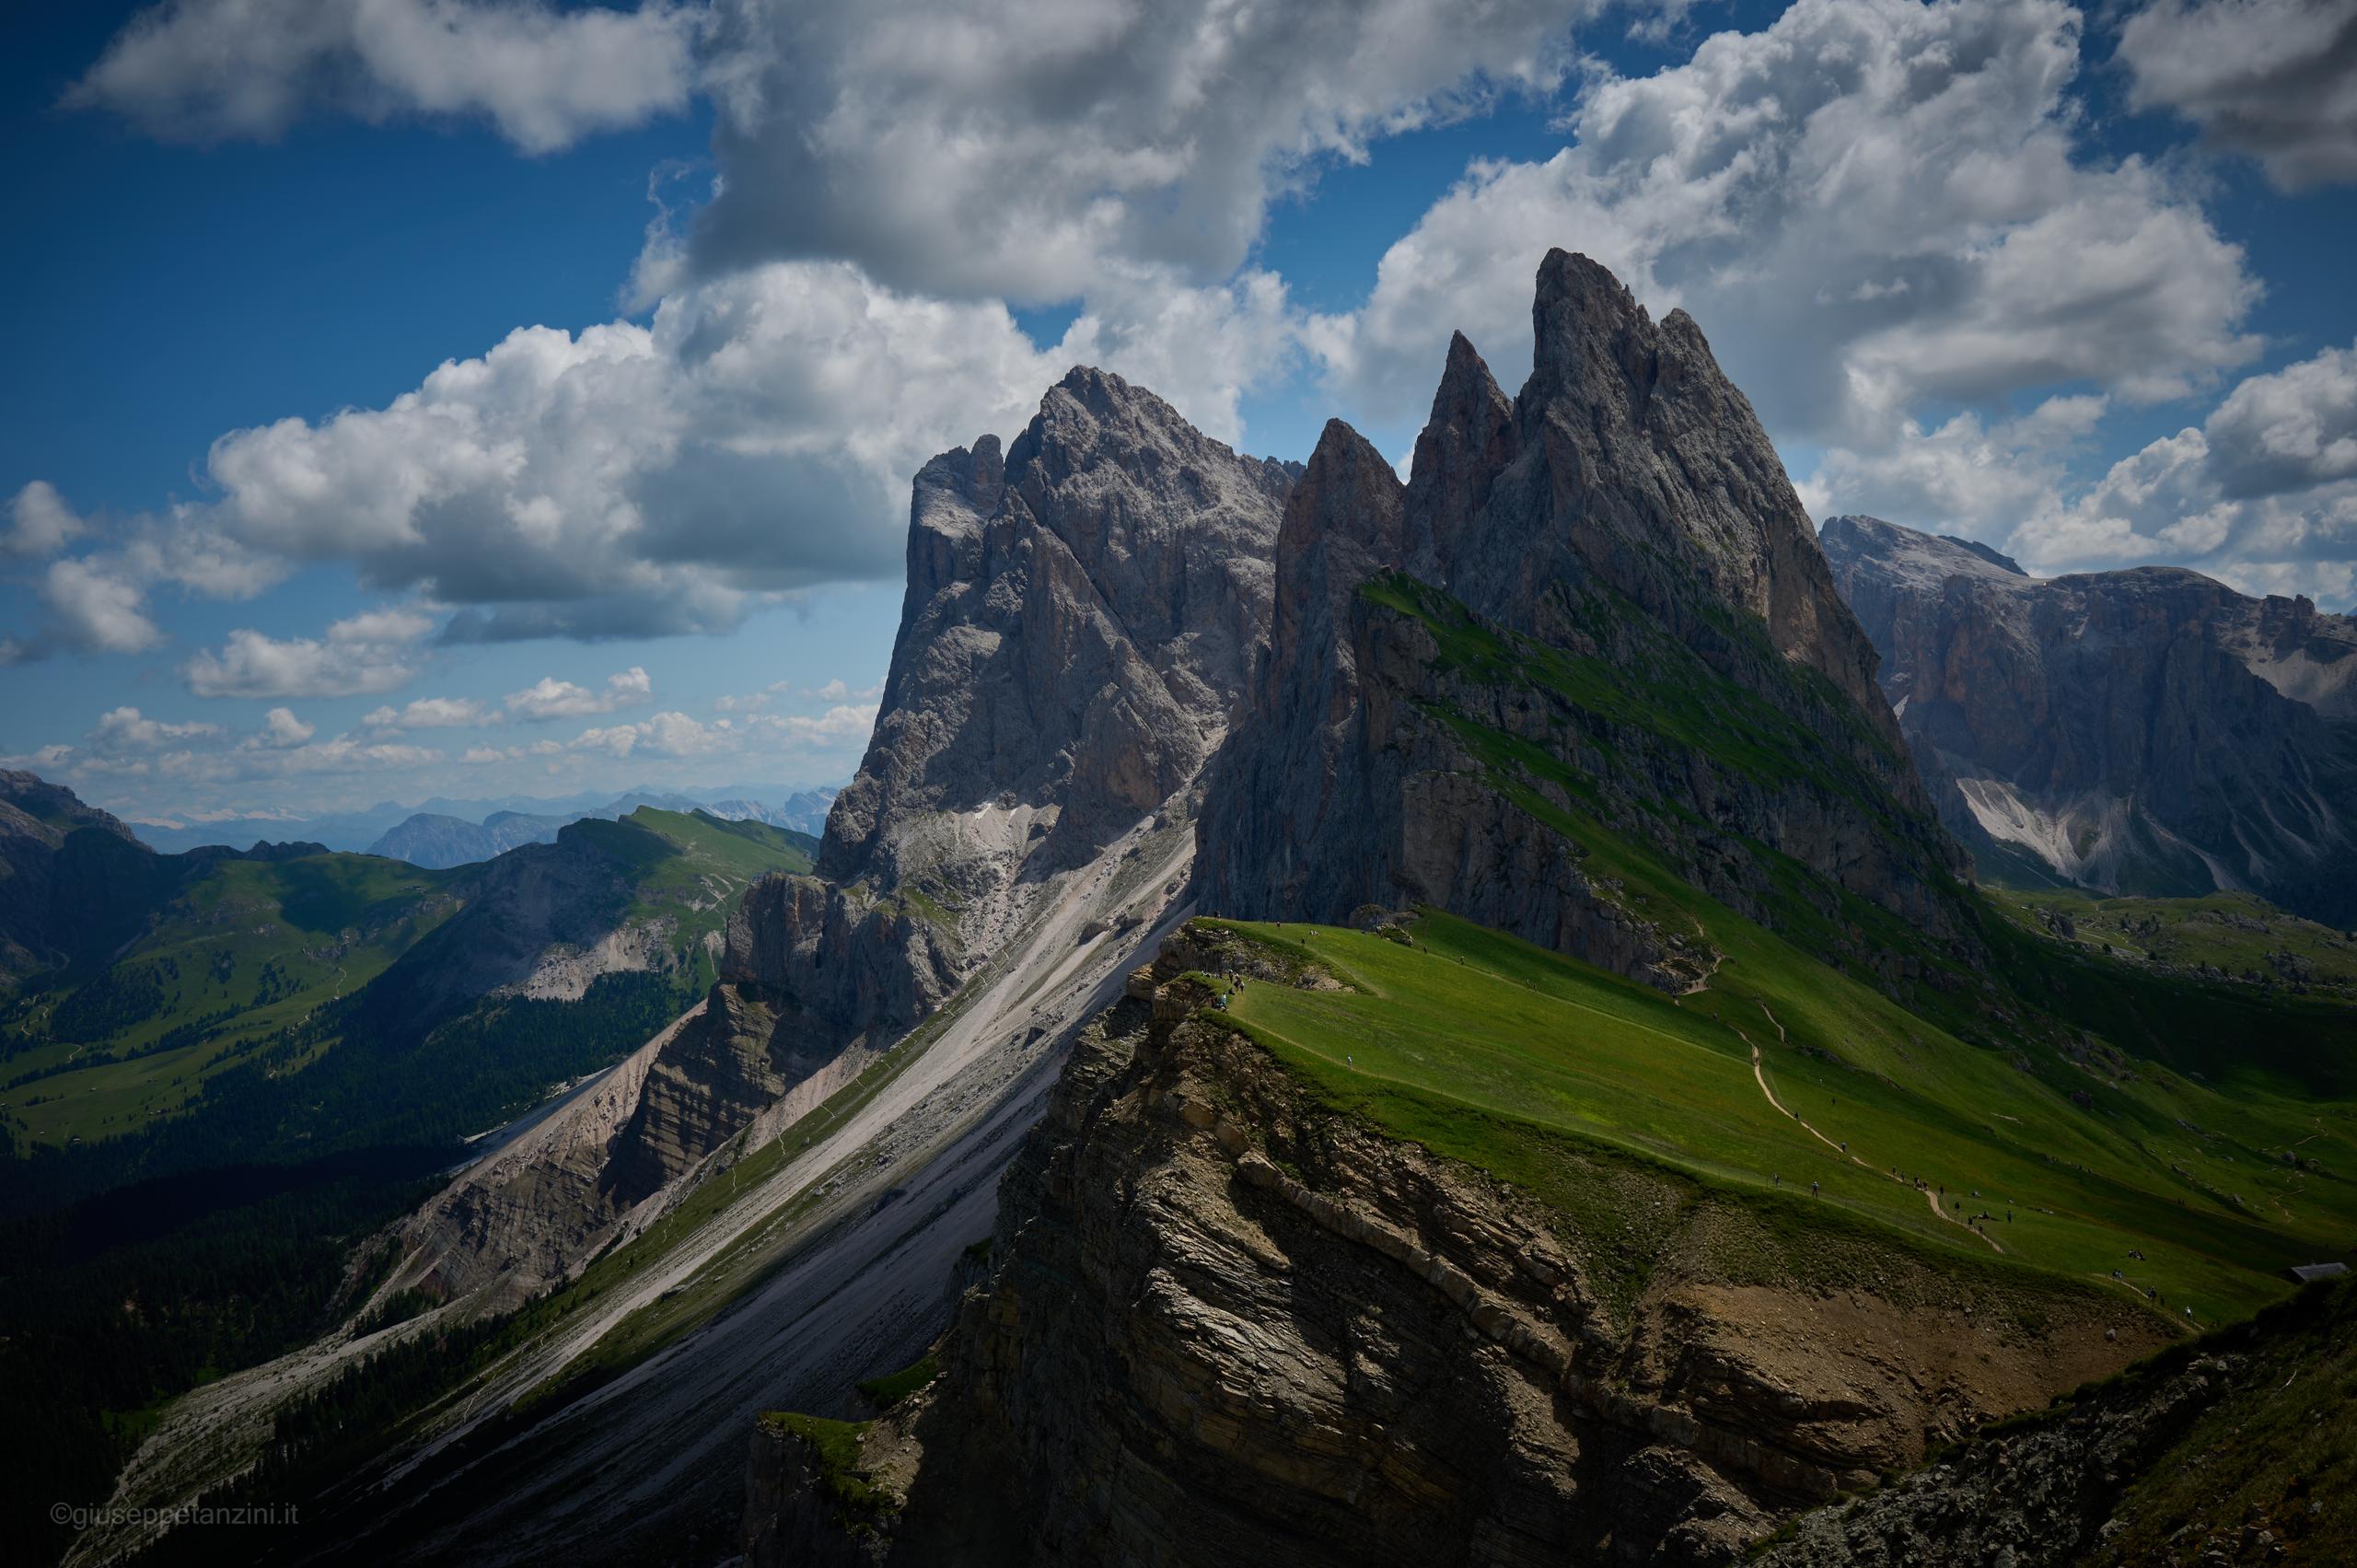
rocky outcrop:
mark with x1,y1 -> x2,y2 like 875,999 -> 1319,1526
751,928 -> 2165,1568
821,366 -> 1291,892
1194,253 -> 1968,986
390,978 -> 887,1308
727,364 -> 1290,1085
356,819 -> 682,1021
1755,1277 -> 2357,1568
1820,515 -> 2357,923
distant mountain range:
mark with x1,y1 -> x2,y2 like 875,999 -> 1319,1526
1821,515 -> 2357,923
365,785 -> 839,869
124,782 -> 841,860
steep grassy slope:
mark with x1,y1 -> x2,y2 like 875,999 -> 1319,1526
1208,910 -> 2355,1325
604,807 -> 818,940
0,809 -> 814,1156
1,854 -> 462,1145
1357,563 -> 2357,1086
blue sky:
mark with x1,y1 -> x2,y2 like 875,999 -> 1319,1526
4,0 -> 2354,827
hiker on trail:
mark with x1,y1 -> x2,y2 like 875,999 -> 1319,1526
1810,1180 -> 1820,1195
1773,1173 -> 1780,1184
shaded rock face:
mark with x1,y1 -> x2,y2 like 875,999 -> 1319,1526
752,931 -> 2162,1568
1194,254 -> 1967,985
0,770 -> 157,985
1821,515 -> 2357,923
736,365 -> 1290,1046
823,367 -> 1293,891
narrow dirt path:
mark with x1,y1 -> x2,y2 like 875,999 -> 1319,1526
1743,1002 -> 2003,1255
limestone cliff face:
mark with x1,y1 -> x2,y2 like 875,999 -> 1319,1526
749,929 -> 2163,1568
822,366 -> 1291,892
732,365 -> 1290,1049
1821,515 -> 2357,923
1193,254 -> 1968,987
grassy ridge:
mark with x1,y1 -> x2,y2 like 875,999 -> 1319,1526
1322,570 -> 2357,1322
0,855 -> 460,1146
0,808 -> 812,1154
1986,886 -> 2357,993
1206,911 -> 2356,1324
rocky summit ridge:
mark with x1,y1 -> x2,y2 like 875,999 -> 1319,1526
739,363 -> 1292,1072
1195,250 -> 1968,990
1821,514 -> 2357,923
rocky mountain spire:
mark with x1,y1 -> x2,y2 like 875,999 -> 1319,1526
749,363 -> 1297,1070
1194,250 -> 1968,983
820,366 -> 1290,892
1455,250 -> 1902,744
1402,331 -> 1515,579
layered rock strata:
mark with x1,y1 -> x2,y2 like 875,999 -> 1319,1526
750,927 -> 2165,1567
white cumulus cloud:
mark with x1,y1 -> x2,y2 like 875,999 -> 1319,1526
87,706 -> 226,753
678,0 -> 1608,303
1318,0 -> 2261,455
505,666 -> 655,720
42,559 -> 165,655
249,707 -> 318,748
2003,341 -> 2357,603
2201,341 -> 2357,499
180,608 -> 434,698
6,482 -> 86,558
364,695 -> 494,730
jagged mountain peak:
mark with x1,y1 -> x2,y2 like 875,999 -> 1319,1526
1195,250 -> 1968,975
1405,331 -> 1515,576
1480,250 -> 1897,732
1263,419 -> 1407,709
823,366 -> 1290,889
0,768 -> 139,847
